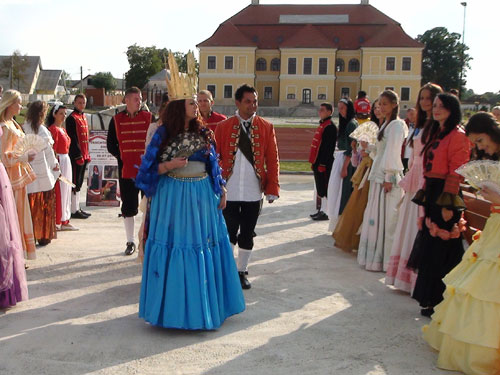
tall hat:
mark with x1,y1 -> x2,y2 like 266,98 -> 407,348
165,50 -> 197,101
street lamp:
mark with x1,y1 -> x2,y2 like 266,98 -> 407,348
459,1 -> 467,98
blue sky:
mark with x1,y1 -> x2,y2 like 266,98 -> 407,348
0,0 -> 497,93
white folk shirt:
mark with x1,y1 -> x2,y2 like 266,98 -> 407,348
226,111 -> 263,202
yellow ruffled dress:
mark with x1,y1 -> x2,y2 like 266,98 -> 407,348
423,205 -> 500,375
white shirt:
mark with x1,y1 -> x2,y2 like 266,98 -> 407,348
226,111 -> 262,202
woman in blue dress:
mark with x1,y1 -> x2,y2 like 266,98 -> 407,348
135,97 -> 245,330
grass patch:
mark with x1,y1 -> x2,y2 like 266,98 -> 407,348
14,108 -> 27,125
274,124 -> 314,128
280,161 -> 311,172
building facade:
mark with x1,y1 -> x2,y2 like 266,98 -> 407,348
197,1 -> 423,110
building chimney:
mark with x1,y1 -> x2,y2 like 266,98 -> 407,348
251,0 -> 259,5
360,0 -> 369,4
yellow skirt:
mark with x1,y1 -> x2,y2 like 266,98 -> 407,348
423,213 -> 500,375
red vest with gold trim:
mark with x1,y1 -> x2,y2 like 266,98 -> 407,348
113,111 -> 151,179
70,111 -> 90,162
309,118 -> 332,164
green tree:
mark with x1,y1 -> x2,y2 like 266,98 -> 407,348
124,44 -> 167,89
0,50 -> 30,91
124,45 -> 198,89
92,72 -> 117,92
417,27 -> 472,94
61,70 -> 71,89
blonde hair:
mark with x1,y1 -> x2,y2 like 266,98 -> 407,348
197,90 -> 214,102
0,90 -> 22,122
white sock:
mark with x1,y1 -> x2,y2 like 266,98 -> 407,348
124,216 -> 135,243
237,248 -> 252,273
231,243 -> 238,258
321,197 -> 328,212
71,191 -> 80,214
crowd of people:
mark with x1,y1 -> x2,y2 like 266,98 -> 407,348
1,69 -> 499,374
0,89 -> 93,309
311,86 -> 500,374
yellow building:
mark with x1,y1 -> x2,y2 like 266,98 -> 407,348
197,1 -> 423,111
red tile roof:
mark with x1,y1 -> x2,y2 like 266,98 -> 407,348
197,4 -> 423,50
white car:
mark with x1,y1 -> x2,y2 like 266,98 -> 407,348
47,98 -> 63,107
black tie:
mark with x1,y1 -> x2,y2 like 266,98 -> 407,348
242,120 -> 251,132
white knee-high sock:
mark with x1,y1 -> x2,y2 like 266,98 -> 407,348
124,216 -> 135,243
71,191 -> 80,214
237,248 -> 252,273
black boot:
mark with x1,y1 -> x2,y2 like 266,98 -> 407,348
312,211 -> 329,221
124,242 -> 136,256
238,271 -> 251,289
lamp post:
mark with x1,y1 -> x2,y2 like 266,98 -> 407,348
459,1 -> 467,99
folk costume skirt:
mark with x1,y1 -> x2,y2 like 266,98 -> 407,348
139,174 -> 245,330
357,181 -> 403,271
423,210 -> 500,375
0,163 -> 28,308
28,188 -> 57,242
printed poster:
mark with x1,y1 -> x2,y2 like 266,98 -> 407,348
86,130 -> 120,207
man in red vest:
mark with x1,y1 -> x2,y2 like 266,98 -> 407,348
107,87 -> 152,255
215,84 -> 280,289
309,103 -> 337,220
198,89 -> 226,132
66,93 -> 91,219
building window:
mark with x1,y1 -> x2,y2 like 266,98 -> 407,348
225,56 -> 233,70
335,58 -> 344,72
256,58 -> 267,71
302,89 -> 311,104
401,87 -> 410,101
288,58 -> 296,74
318,93 -> 326,100
271,58 -> 280,71
264,87 -> 272,99
287,93 -> 295,100
224,85 -> 232,99
208,56 -> 216,70
319,58 -> 328,75
348,59 -> 360,72
341,87 -> 350,98
402,57 -> 411,71
303,58 -> 312,75
386,57 -> 395,71
207,85 -> 216,99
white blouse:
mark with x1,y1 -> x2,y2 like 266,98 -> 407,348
22,123 -> 59,193
368,119 -> 408,184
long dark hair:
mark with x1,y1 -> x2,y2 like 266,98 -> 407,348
369,99 -> 380,127
46,104 -> 67,126
338,98 -> 355,136
160,99 -> 207,149
26,100 -> 48,133
421,93 -> 462,154
377,90 -> 399,141
465,112 -> 500,159
417,83 -> 443,144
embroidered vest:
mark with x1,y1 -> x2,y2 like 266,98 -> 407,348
114,111 -> 151,179
69,111 -> 90,162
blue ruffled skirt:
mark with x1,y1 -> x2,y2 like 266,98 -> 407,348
139,174 -> 245,330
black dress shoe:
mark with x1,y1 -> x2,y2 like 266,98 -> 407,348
124,242 -> 136,256
71,210 -> 89,219
310,211 -> 320,218
238,271 -> 251,289
312,211 -> 329,221
79,209 -> 91,217
420,307 -> 434,317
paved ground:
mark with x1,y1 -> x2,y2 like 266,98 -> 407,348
0,175 -> 453,375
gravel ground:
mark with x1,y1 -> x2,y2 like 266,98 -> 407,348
0,175 -> 452,375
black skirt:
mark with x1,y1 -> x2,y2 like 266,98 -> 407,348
407,178 -> 464,307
